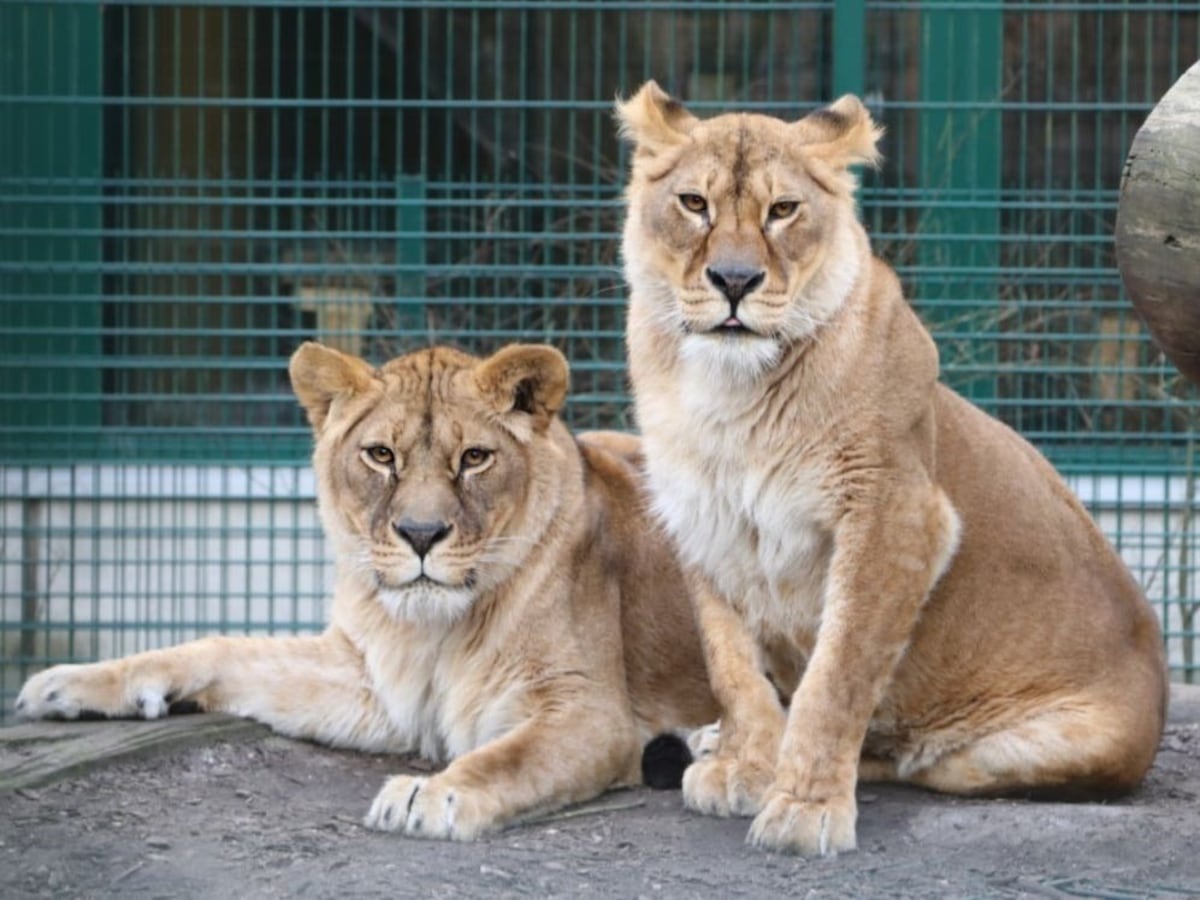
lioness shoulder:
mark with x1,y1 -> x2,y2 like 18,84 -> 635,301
17,341 -> 716,839
618,81 -> 1167,857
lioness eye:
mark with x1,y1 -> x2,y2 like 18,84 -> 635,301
461,447 -> 492,469
679,193 -> 707,214
768,200 -> 799,221
365,445 -> 394,466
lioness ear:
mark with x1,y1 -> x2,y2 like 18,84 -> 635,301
289,341 -> 375,432
794,95 -> 884,173
475,344 -> 569,432
615,79 -> 697,158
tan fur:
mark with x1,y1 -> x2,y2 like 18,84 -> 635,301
617,80 -> 1167,857
15,341 -> 716,840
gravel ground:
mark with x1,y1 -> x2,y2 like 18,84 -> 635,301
3,688 -> 1199,899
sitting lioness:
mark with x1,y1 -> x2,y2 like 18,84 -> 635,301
15,341 -> 717,839
616,81 -> 1167,857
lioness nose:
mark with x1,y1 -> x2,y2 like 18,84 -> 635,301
393,518 -> 452,558
705,265 -> 765,310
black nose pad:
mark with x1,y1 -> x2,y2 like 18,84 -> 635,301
705,266 -> 766,312
393,518 -> 452,558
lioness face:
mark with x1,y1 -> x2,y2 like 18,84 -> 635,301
289,342 -> 570,626
618,82 -> 882,379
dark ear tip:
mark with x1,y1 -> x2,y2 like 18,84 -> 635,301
809,106 -> 849,128
512,377 -> 538,416
474,344 -> 569,423
515,345 -> 569,392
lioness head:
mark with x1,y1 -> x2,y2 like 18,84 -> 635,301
617,80 -> 883,380
289,342 -> 571,626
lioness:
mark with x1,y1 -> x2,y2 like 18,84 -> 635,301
616,81 -> 1167,857
15,341 -> 717,839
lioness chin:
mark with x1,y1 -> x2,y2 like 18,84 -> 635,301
617,81 -> 1167,857
15,341 -> 717,839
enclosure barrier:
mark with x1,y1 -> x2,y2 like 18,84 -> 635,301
2,1 -> 1199,721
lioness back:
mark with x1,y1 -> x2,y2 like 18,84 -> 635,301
617,81 -> 1166,857
884,370 -> 1167,785
930,382 -> 1164,671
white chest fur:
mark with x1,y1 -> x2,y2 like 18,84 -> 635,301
362,620 -> 524,763
638,368 -> 834,642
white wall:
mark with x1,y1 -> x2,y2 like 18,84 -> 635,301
1,467 -> 331,688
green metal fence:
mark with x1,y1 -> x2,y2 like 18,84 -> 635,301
2,1 -> 1199,720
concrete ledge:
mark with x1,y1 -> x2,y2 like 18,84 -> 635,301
0,714 -> 267,792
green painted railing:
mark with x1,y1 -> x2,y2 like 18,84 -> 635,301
2,2 -> 1198,721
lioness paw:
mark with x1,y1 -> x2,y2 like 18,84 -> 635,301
747,790 -> 857,857
364,774 -> 425,834
15,664 -> 165,721
15,667 -> 85,720
681,754 -> 773,818
364,774 -> 494,841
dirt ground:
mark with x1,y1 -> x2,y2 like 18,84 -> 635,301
3,687 -> 1199,900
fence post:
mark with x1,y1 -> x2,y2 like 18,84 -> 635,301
19,498 -> 41,684
917,5 -> 1003,407
0,4 -> 103,460
832,0 -> 865,98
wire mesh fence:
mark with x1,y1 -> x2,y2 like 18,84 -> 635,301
2,1 -> 1199,721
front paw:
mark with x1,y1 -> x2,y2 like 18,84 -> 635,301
15,664 -> 169,721
363,774 -> 495,841
747,789 -> 857,857
681,752 -> 774,818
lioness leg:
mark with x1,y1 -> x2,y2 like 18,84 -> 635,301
15,630 -> 397,750
749,483 -> 960,856
365,691 -> 640,840
680,578 -> 786,818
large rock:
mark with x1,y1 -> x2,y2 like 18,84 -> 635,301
1116,61 -> 1200,385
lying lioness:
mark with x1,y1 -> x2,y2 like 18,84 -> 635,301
16,341 -> 717,839
617,81 -> 1167,856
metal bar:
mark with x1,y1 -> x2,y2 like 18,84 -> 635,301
832,0 -> 865,96
19,498 -> 42,685
2,0 -> 1198,720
